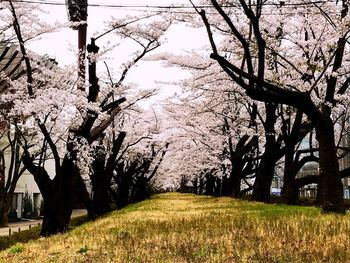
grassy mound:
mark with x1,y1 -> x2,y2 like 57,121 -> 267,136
0,193 -> 349,262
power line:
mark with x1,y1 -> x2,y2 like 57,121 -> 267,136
1,0 -> 342,9
1,0 -> 344,17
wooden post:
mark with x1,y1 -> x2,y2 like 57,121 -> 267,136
87,38 -> 99,102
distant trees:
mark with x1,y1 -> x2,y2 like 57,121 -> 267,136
0,128 -> 27,227
158,59 -> 260,198
185,0 -> 350,213
152,1 -> 350,214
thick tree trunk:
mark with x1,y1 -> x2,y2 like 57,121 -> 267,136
91,147 -> 111,216
252,149 -> 276,202
131,176 -> 149,203
23,154 -> 81,236
41,156 -> 79,236
252,103 -> 279,202
205,172 -> 215,195
282,142 -> 298,204
221,175 -> 230,196
92,180 -> 111,216
214,177 -> 221,196
230,162 -> 242,198
40,194 -> 66,236
115,163 -> 133,209
315,112 -> 345,213
199,177 -> 204,195
117,178 -> 131,209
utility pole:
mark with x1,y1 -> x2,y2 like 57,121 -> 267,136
66,0 -> 88,91
87,38 -> 99,102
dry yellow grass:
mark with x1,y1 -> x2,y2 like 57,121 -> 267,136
0,193 -> 349,262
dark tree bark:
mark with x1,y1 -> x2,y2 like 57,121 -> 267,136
280,110 -> 315,204
315,108 -> 345,213
22,153 -> 88,236
282,141 -> 298,204
115,162 -> 134,209
205,171 -> 215,195
192,177 -> 198,194
221,175 -> 230,196
131,175 -> 150,202
90,145 -> 110,216
0,195 -> 10,227
214,177 -> 221,196
90,132 -> 126,216
199,176 -> 204,194
0,152 -> 10,227
252,103 -> 280,202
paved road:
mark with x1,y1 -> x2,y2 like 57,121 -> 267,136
0,209 -> 87,236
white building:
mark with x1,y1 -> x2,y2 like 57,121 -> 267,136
0,44 -> 44,219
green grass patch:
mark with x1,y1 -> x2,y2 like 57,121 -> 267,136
0,214 -> 89,252
8,243 -> 23,254
0,193 -> 349,262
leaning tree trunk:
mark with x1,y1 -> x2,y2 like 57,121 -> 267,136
315,112 -> 345,213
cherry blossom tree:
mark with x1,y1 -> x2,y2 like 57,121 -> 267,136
4,1 -> 172,235
156,54 -> 262,197
191,0 -> 350,213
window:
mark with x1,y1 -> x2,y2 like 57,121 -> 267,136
344,189 -> 350,199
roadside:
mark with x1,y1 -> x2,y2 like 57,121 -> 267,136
0,209 -> 87,236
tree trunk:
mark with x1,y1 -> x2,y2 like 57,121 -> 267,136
315,111 -> 345,213
230,161 -> 242,198
0,194 -> 9,227
252,103 -> 279,202
116,163 -> 133,209
221,175 -> 230,196
23,154 -> 81,236
252,149 -> 277,202
91,147 -> 111,216
205,172 -> 215,195
192,178 -> 198,194
131,176 -> 149,203
41,156 -> 79,236
199,177 -> 204,195
214,177 -> 221,196
282,142 -> 298,204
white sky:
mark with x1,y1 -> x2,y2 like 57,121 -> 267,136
27,0 -> 208,108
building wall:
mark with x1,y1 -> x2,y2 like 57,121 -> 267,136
1,136 -> 43,218
339,133 -> 350,199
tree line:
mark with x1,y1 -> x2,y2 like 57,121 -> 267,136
0,0 -> 350,237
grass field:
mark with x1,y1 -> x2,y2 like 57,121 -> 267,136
0,193 -> 349,262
